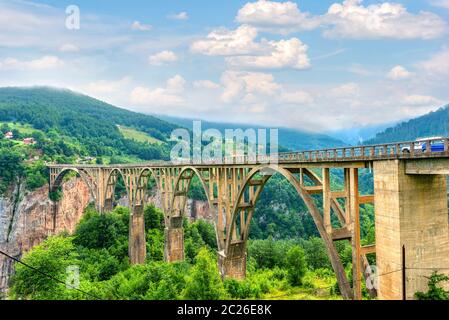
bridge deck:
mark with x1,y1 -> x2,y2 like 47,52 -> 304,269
47,138 -> 449,169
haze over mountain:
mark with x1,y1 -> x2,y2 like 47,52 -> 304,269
156,115 -> 347,151
367,104 -> 449,144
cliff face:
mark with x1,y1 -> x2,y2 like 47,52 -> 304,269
0,178 -> 91,297
0,179 -> 213,298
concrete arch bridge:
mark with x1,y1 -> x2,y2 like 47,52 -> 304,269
48,138 -> 449,300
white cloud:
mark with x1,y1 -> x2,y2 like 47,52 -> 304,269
168,12 -> 189,20
59,43 -> 80,52
84,77 -> 132,95
193,80 -> 220,89
236,0 -> 321,34
191,25 -> 310,70
418,48 -> 449,77
132,21 -> 152,31
430,0 -> 449,10
388,65 -> 413,80
130,75 -> 186,107
280,90 -> 314,104
0,55 -> 64,70
191,25 -> 260,56
323,0 -> 448,40
227,38 -> 310,70
220,71 -> 281,103
402,94 -> 441,106
149,51 -> 178,66
329,82 -> 360,98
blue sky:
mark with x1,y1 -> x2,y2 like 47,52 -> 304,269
1,0 -> 449,132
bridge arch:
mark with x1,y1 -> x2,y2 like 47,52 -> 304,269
52,167 -> 97,202
169,166 -> 212,220
134,167 -> 161,208
103,168 -> 129,211
225,164 -> 353,300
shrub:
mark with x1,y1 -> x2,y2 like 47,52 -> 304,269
415,272 -> 449,300
10,236 -> 80,300
182,248 -> 225,300
285,246 -> 307,286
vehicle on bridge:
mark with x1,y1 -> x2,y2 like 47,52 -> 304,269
401,136 -> 445,154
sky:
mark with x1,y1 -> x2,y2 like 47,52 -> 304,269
1,0 -> 449,132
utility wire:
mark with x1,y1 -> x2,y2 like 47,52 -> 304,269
0,249 -> 101,300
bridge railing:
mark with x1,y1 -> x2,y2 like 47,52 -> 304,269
274,137 -> 449,163
47,138 -> 449,168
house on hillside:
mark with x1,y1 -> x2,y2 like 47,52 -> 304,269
4,131 -> 13,139
23,137 -> 36,145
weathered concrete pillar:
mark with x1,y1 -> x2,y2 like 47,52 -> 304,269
129,204 -> 146,264
374,160 -> 449,300
219,241 -> 246,280
104,198 -> 114,212
164,216 -> 184,262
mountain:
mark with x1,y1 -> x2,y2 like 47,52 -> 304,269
367,104 -> 449,144
156,115 -> 347,151
326,122 -> 399,146
0,87 -> 178,161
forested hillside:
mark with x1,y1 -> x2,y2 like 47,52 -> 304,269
0,87 -> 177,160
367,104 -> 449,144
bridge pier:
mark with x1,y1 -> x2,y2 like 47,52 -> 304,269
129,204 -> 147,264
374,160 -> 449,300
219,241 -> 247,280
104,198 -> 114,212
164,217 -> 184,262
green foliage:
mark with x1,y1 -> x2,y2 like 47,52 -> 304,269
300,237 -> 332,270
285,246 -> 307,286
182,248 -> 225,300
144,205 -> 164,232
73,206 -> 128,254
248,238 -> 295,270
10,236 -> 80,300
0,87 -> 177,160
25,161 -> 48,190
146,229 -> 164,262
184,220 -> 217,262
415,272 -> 449,300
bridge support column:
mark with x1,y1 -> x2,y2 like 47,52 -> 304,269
104,198 -> 114,212
374,160 -> 449,300
129,204 -> 146,264
164,217 -> 184,262
219,241 -> 246,280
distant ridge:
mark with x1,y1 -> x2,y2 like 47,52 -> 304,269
156,115 -> 347,151
367,104 -> 449,144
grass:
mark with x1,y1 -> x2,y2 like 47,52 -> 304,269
261,270 -> 342,300
0,122 -> 41,136
118,125 -> 164,145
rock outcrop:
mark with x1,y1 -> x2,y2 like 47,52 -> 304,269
0,178 -> 90,297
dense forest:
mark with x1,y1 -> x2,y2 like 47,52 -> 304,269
367,104 -> 449,144
9,205 -> 347,300
0,87 -> 177,160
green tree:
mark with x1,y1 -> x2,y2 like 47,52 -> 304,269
144,205 -> 164,232
182,248 -> 225,300
73,207 -> 128,252
415,272 -> 449,300
10,236 -> 80,300
285,246 -> 307,286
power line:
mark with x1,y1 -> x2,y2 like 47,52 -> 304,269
0,249 -> 101,300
